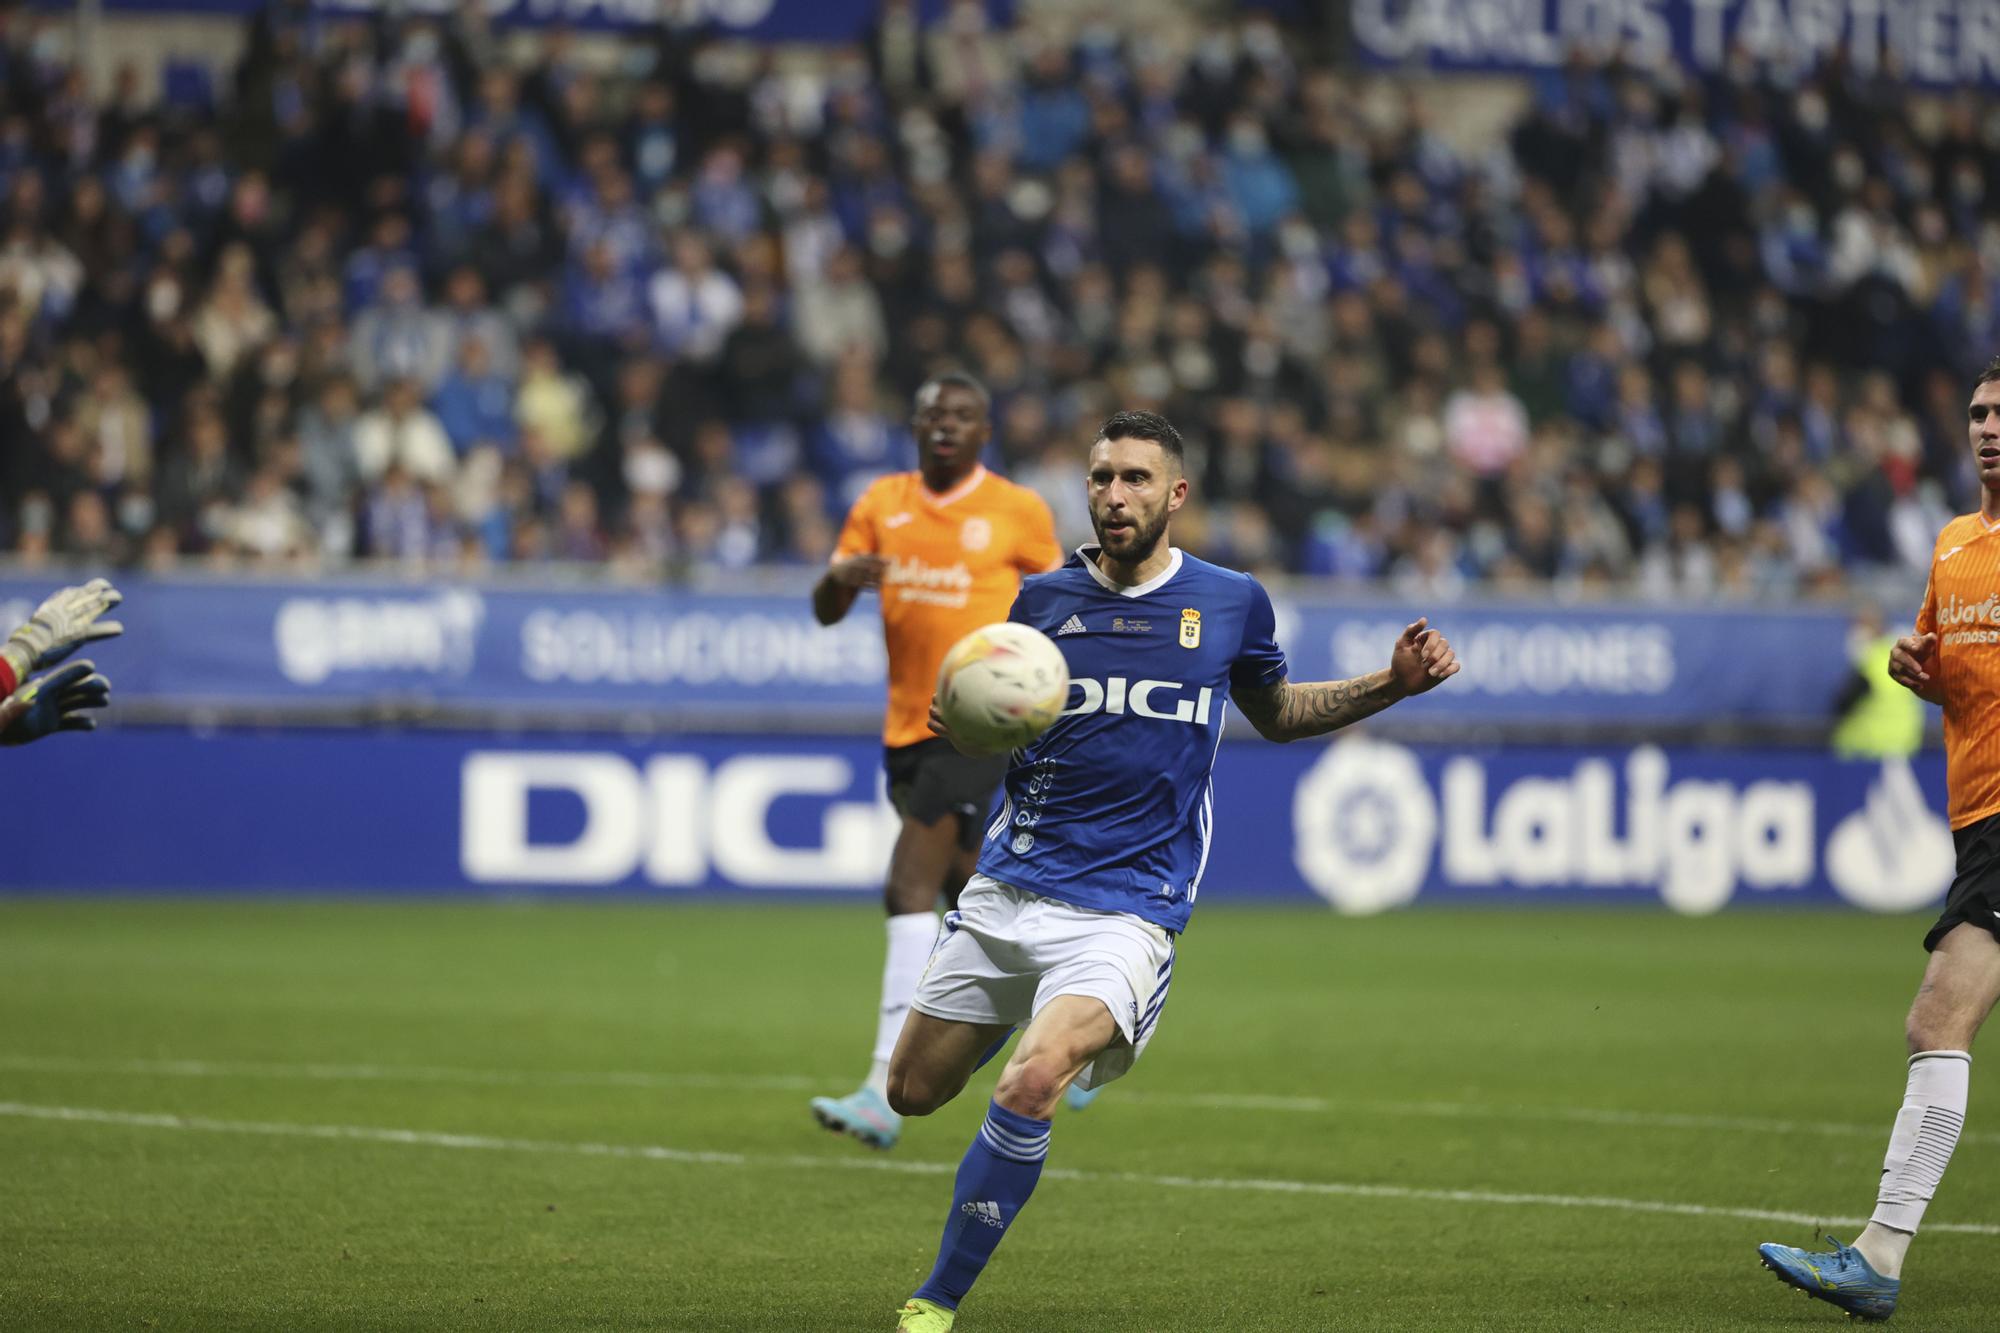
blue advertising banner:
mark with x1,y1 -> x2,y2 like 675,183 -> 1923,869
0,575 -> 1864,730
3,726 -> 1954,916
1352,0 -> 2000,89
86,0 -> 1005,42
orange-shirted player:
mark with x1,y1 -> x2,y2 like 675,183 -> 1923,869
1757,357 -> 2000,1321
808,373 -> 1060,1150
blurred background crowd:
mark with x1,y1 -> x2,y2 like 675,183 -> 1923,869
0,1 -> 1995,598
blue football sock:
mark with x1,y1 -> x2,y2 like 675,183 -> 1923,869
911,1099 -> 1050,1310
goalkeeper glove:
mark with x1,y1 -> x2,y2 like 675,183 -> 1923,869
0,661 -> 112,746
0,578 -> 124,690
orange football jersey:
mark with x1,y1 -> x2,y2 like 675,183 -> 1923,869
834,466 -> 1062,748
1916,511 -> 2000,828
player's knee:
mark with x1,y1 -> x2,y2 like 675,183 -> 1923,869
992,1054 -> 1068,1119
886,1064 -> 951,1117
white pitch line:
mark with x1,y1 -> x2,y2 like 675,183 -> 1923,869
0,1053 -> 817,1092
6,1052 -> 1998,1148
5,1099 -> 1996,1237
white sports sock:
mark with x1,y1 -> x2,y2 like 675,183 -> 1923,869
868,912 -> 939,1091
1860,1049 -> 1971,1277
1854,1222 -> 1912,1281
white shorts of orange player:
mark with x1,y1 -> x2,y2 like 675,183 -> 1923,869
911,873 -> 1176,1092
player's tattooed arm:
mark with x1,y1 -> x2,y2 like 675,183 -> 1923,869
1232,672 -> 1402,742
1232,618 -> 1459,743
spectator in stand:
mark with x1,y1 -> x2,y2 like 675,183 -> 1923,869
649,230 -> 742,364
355,377 -> 455,485
432,335 -> 517,455
350,264 -> 452,393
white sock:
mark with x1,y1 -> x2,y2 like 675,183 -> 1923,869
1858,1049 -> 1971,1278
866,912 -> 938,1097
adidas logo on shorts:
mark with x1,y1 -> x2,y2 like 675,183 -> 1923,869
1055,614 -> 1086,636
961,1200 -> 1005,1228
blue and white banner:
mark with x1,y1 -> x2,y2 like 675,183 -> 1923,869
3,727 -> 1954,915
84,0 -> 1005,42
0,575 -> 1865,730
1353,0 -> 2000,88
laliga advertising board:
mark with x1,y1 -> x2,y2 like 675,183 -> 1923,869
467,738 -> 1957,913
1276,739 -> 1954,916
3,729 -> 1955,913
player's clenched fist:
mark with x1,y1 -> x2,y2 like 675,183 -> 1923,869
828,553 -> 888,589
1389,617 -> 1459,697
1889,631 -> 1944,703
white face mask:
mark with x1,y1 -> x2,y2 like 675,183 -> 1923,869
147,278 -> 181,322
625,445 -> 682,498
119,492 -> 156,533
19,493 -> 53,535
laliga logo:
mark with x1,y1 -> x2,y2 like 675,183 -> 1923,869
1824,757 -> 1955,911
275,590 -> 484,685
1293,737 -> 1435,915
1293,740 -> 1820,916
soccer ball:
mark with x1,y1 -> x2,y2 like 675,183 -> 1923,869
936,622 -> 1071,754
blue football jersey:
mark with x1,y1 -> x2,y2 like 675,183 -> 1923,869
974,545 -> 1288,933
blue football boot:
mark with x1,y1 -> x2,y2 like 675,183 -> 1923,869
1757,1236 -> 1900,1321
810,1087 -> 901,1150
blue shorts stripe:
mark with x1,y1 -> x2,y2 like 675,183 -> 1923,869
1137,979 -> 1172,1040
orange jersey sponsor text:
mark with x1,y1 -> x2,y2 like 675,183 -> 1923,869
1917,511 -> 2000,828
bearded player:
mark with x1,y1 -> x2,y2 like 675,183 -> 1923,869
1758,357 -> 2000,1322
888,410 -> 1458,1331
809,373 -> 1061,1150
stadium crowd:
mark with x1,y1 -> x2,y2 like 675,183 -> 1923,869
0,2 -> 1994,598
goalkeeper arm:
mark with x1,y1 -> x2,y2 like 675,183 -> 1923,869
0,578 -> 124,696
0,661 -> 112,746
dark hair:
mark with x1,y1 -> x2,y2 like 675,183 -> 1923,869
1097,409 -> 1185,465
917,372 -> 991,415
1980,356 -> 2000,392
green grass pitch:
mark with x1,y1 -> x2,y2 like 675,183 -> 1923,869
1,899 -> 1996,1332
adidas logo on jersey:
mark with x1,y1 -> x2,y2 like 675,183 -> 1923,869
961,1201 -> 1005,1228
1055,614 -> 1086,636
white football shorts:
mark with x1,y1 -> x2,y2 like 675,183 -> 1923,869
911,872 -> 1176,1091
